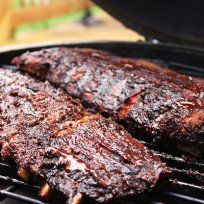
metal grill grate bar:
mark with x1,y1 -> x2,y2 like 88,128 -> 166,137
3,185 -> 15,192
169,179 -> 204,191
0,175 -> 40,189
162,191 -> 204,204
0,190 -> 46,204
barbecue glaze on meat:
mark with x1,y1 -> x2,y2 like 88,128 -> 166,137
12,47 -> 204,157
0,69 -> 168,203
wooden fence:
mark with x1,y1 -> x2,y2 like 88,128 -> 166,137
0,0 -> 92,45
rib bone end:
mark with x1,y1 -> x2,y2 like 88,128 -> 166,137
39,183 -> 51,199
17,167 -> 30,181
1,142 -> 10,159
73,193 -> 83,204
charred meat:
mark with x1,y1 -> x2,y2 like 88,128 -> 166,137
12,47 -> 204,157
0,69 -> 168,203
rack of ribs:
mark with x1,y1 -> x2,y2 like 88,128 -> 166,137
0,68 -> 168,203
12,47 -> 204,158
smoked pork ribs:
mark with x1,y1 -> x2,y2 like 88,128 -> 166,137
12,47 -> 204,157
0,69 -> 168,203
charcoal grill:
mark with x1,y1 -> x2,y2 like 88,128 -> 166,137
0,41 -> 203,204
0,0 -> 204,203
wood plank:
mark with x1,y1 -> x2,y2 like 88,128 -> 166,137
12,12 -> 144,45
0,0 -> 92,44
10,0 -> 89,27
0,0 -> 10,19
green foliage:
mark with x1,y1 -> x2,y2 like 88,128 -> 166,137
15,6 -> 102,35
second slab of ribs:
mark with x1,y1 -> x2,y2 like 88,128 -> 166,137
12,47 -> 204,157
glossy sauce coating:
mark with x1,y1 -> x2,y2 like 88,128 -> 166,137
0,69 -> 168,203
12,48 -> 204,149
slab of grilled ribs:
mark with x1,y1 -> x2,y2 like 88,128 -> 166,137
12,47 -> 204,158
0,69 -> 168,203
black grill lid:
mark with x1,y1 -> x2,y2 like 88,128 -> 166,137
93,0 -> 204,47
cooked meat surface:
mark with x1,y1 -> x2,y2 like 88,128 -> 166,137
0,69 -> 168,203
12,47 -> 204,157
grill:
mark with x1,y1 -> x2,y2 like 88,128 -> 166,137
0,42 -> 204,204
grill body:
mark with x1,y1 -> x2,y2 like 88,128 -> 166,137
0,41 -> 203,204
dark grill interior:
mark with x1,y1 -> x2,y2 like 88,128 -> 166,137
0,42 -> 203,204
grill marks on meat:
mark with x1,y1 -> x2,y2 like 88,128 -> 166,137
42,115 -> 166,203
0,69 -> 168,203
12,48 -> 204,155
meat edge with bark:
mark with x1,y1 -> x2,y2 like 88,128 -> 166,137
12,47 -> 204,158
0,68 -> 169,203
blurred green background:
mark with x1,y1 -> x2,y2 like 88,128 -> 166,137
0,0 -> 143,46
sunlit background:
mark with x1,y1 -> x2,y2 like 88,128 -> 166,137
0,0 -> 144,47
